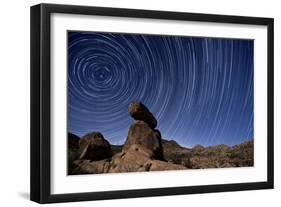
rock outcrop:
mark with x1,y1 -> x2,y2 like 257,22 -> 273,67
109,143 -> 185,173
123,120 -> 163,160
162,139 -> 192,167
72,159 -> 111,174
69,102 -> 187,174
162,139 -> 254,169
71,143 -> 186,174
78,132 -> 112,160
69,135 -> 253,174
123,101 -> 163,160
68,102 -> 253,175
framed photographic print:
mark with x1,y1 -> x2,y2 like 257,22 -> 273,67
30,3 -> 274,203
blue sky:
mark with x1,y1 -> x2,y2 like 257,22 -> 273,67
67,31 -> 253,147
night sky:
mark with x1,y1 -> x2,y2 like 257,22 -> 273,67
67,31 -> 253,147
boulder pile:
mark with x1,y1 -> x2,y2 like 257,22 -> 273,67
69,101 -> 186,174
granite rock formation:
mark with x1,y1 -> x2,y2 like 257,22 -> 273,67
69,102 -> 185,174
68,102 -> 253,175
123,120 -> 163,160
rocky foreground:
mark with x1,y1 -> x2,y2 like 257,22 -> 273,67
68,102 -> 253,175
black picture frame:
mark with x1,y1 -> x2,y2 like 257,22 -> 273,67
30,3 -> 274,204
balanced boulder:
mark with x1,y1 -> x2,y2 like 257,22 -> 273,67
128,101 -> 157,129
68,102 -> 193,175
78,132 -> 112,161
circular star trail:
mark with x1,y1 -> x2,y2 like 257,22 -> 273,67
68,31 -> 253,147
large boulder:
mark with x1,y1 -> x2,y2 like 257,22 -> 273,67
78,132 -> 112,161
123,120 -> 163,160
128,101 -> 157,129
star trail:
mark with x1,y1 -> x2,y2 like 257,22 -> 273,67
67,31 -> 253,147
